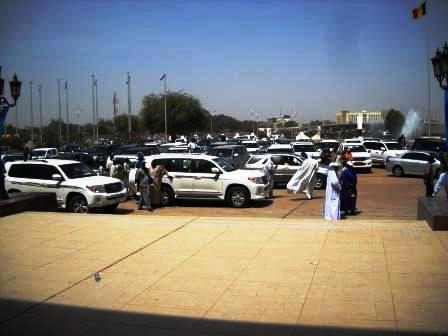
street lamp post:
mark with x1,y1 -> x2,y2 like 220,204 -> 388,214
126,72 -> 131,139
431,42 -> 448,149
160,73 -> 167,141
38,84 -> 42,145
0,68 -> 22,133
29,81 -> 33,143
91,74 -> 95,143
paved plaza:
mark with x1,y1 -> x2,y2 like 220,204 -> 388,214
1,209 -> 448,335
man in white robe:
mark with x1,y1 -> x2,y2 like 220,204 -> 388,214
263,155 -> 277,198
287,156 -> 319,199
324,162 -> 341,221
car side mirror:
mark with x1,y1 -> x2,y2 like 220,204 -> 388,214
233,153 -> 239,157
211,167 -> 221,174
52,173 -> 63,181
367,149 -> 371,153
380,147 -> 386,151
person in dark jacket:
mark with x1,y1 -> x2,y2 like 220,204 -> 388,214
0,149 -> 8,200
23,147 -> 31,161
423,157 -> 435,197
432,149 -> 448,198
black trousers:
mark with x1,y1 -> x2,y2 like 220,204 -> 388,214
425,181 -> 434,196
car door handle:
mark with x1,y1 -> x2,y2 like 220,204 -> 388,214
193,176 -> 202,180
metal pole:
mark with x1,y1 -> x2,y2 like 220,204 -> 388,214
127,72 -> 131,139
113,92 -> 117,134
15,101 -> 18,135
29,81 -> 33,143
76,109 -> 80,144
164,75 -> 167,141
38,84 -> 42,145
445,90 -> 448,150
58,79 -> 62,144
95,80 -> 99,142
91,74 -> 95,143
65,81 -> 69,142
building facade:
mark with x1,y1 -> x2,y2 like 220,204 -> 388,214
336,110 -> 384,124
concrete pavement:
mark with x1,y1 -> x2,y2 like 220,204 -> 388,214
1,212 -> 448,335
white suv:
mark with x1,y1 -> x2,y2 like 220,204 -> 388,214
338,142 -> 373,172
5,159 -> 127,213
363,141 -> 407,165
136,154 -> 269,208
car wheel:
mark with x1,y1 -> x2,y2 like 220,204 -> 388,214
102,204 -> 118,212
392,165 -> 404,177
160,185 -> 174,207
314,174 -> 326,190
227,186 -> 250,208
69,195 -> 89,213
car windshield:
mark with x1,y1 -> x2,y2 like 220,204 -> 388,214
346,145 -> 366,152
32,150 -> 47,156
212,158 -> 234,172
293,144 -> 316,152
275,139 -> 292,144
384,142 -> 403,150
60,163 -> 97,179
210,148 -> 232,157
247,155 -> 265,164
243,143 -> 259,148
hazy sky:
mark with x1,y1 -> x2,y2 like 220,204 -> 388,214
1,0 -> 447,127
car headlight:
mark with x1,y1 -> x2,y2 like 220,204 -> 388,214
248,176 -> 264,184
86,185 -> 106,193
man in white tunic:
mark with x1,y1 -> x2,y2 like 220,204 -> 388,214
324,162 -> 341,221
263,155 -> 277,198
287,156 -> 319,200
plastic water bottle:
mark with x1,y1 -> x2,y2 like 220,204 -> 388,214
94,272 -> 101,282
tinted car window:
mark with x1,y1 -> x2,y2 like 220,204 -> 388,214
413,153 -> 431,161
402,153 -> 420,160
8,164 -> 24,178
165,159 -> 191,172
210,148 -> 232,157
9,164 -> 59,179
60,163 -> 97,179
191,159 -> 215,173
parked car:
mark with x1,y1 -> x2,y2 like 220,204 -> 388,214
291,141 -> 320,159
244,153 -> 328,189
241,140 -> 262,154
411,137 -> 446,152
114,146 -> 160,163
88,145 -> 117,167
385,151 -> 441,177
129,154 -> 268,208
266,144 -> 294,154
207,145 -> 250,169
5,159 -> 127,213
1,150 -> 23,163
363,140 -> 407,166
338,142 -> 372,172
31,147 -> 59,159
315,140 -> 339,151
57,151 -> 95,166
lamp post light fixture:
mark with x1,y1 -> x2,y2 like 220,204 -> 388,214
431,42 -> 448,149
0,67 -> 22,108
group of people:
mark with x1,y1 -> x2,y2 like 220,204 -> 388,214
283,149 -> 358,221
102,152 -> 168,212
324,159 -> 358,221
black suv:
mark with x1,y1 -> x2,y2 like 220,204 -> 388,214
411,138 -> 445,152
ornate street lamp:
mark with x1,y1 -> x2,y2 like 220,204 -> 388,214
431,42 -> 448,149
0,67 -> 22,107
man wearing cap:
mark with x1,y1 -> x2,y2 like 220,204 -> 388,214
324,161 -> 341,221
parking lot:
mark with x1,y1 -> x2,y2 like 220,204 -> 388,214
118,168 -> 425,220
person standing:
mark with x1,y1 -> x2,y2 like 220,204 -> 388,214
287,155 -> 319,200
106,154 -> 114,174
397,134 -> 406,148
263,155 -> 277,198
324,162 -> 341,221
187,138 -> 197,153
0,151 -> 8,200
23,147 -> 31,161
137,166 -> 153,211
339,160 -> 357,215
423,157 -> 435,197
149,160 -> 167,208
432,149 -> 448,199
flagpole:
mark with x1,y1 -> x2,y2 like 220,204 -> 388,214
58,79 -> 62,144
91,74 -> 95,144
65,82 -> 69,142
425,0 -> 431,136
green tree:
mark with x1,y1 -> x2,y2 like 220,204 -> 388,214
384,109 -> 405,138
284,120 -> 299,127
140,91 -> 209,139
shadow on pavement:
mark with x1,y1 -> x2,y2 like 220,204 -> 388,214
0,298 -> 423,336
